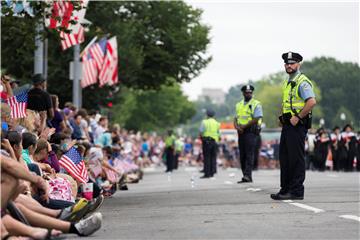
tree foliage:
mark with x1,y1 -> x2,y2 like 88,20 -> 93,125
112,84 -> 196,132
1,1 -> 211,111
301,57 -> 360,127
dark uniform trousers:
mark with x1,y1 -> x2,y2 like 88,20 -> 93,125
238,132 -> 256,180
279,124 -> 307,197
202,138 -> 217,177
174,153 -> 179,169
165,147 -> 175,172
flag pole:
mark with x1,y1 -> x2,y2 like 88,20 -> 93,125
80,36 -> 97,57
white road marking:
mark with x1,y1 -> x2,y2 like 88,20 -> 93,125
326,174 -> 338,178
339,215 -> 360,222
282,200 -> 325,213
224,181 -> 234,185
184,167 -> 198,172
246,188 -> 262,192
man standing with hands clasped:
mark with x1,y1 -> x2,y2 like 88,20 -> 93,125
271,51 -> 316,200
234,85 -> 263,183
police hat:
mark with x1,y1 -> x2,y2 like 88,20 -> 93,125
282,51 -> 303,64
206,109 -> 215,117
241,84 -> 254,92
32,74 -> 45,84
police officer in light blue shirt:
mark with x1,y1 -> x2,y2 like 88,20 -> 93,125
234,85 -> 263,183
289,70 -> 315,101
271,51 -> 317,201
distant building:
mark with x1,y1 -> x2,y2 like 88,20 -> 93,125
198,88 -> 225,104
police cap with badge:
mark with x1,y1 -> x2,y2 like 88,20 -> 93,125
282,51 -> 303,64
241,84 -> 255,92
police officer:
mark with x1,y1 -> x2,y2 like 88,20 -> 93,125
199,109 -> 220,178
164,130 -> 176,172
234,85 -> 263,183
271,51 -> 316,200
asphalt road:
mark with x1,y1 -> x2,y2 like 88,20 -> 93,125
70,167 -> 360,239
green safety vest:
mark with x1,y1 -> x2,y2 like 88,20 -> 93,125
175,139 -> 183,153
282,73 -> 313,116
235,98 -> 261,125
202,118 -> 220,142
165,135 -> 175,147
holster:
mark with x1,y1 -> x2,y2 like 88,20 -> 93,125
280,113 -> 312,129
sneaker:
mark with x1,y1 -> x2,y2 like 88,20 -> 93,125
59,199 -> 91,222
75,212 -> 102,236
85,195 -> 104,216
72,198 -> 89,212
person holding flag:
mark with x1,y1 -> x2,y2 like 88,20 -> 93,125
59,146 -> 89,184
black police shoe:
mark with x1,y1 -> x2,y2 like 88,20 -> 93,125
200,175 -> 211,179
270,193 -> 304,200
237,176 -> 252,183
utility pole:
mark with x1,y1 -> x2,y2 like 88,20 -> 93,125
34,22 -> 44,75
73,44 -> 82,108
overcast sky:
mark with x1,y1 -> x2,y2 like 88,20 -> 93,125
182,0 -> 359,100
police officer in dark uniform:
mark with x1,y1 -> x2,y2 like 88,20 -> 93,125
234,85 -> 263,183
164,130 -> 176,172
271,52 -> 316,200
199,109 -> 220,178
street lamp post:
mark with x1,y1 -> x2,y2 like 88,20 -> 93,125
340,113 -> 346,127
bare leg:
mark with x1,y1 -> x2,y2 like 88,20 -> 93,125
14,194 -> 61,218
15,203 -> 71,233
2,215 -> 60,239
1,172 -> 19,209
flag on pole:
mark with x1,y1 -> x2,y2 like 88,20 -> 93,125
89,38 -> 107,70
99,36 -> 118,86
45,1 -> 73,29
7,91 -> 28,119
81,49 -> 98,88
48,0 -> 88,50
59,147 -> 89,184
60,25 -> 85,50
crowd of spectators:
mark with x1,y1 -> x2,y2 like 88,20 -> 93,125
0,73 -> 146,239
1,72 -> 359,239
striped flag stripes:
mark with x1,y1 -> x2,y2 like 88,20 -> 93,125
7,91 -> 28,119
81,50 -> 98,88
99,36 -> 118,86
59,147 -> 89,184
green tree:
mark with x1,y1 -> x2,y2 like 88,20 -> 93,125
332,106 -> 355,128
113,84 -> 196,132
1,1 -> 211,111
302,57 -> 360,128
221,71 -> 323,128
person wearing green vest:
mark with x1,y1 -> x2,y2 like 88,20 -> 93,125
234,84 -> 263,183
164,130 -> 176,172
199,109 -> 220,178
174,137 -> 184,170
271,51 -> 316,201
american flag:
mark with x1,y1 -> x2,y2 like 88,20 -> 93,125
81,49 -> 98,88
59,147 -> 89,184
89,38 -> 107,70
7,91 -> 28,119
99,36 -> 118,86
60,25 -> 85,51
46,1 -> 74,29
47,0 -> 88,51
